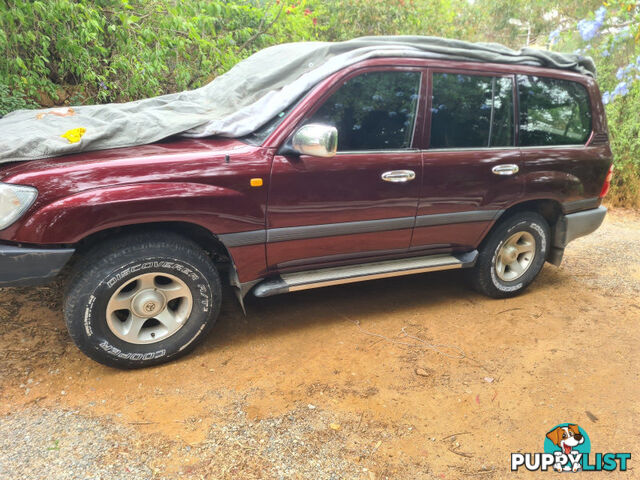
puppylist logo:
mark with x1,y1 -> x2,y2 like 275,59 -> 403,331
511,423 -> 631,472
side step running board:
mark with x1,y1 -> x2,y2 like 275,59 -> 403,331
253,251 -> 478,298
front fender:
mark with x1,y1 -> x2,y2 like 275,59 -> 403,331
13,182 -> 265,244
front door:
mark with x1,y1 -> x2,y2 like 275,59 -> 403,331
267,68 -> 425,271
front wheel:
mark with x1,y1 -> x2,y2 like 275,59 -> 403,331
467,212 -> 550,299
64,233 -> 221,369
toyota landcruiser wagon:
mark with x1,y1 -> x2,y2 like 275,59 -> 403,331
0,53 -> 612,368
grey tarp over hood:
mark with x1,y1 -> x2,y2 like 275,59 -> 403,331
0,36 -> 595,164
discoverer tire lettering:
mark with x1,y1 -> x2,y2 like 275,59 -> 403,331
64,233 -> 221,369
467,212 -> 550,299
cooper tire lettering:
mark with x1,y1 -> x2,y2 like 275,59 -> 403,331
467,212 -> 550,299
64,233 -> 221,369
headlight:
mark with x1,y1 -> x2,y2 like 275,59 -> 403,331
0,183 -> 38,230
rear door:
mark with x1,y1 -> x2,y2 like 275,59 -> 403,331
267,67 -> 426,271
411,69 -> 523,253
516,74 -> 605,205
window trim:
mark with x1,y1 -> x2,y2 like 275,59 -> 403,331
425,144 -> 588,153
334,148 -> 421,156
518,144 -> 587,150
285,66 -> 427,153
425,68 -> 517,151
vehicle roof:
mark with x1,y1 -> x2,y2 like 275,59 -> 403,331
334,56 -> 595,81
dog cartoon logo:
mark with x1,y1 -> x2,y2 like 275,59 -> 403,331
544,423 -> 590,472
512,423 -> 630,472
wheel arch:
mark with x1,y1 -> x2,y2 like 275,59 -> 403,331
496,199 -> 563,227
69,221 -> 238,282
69,220 -> 259,312
490,199 -> 564,265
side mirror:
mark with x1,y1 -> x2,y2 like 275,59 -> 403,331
290,124 -> 338,158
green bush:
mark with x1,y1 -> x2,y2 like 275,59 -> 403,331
0,0 -> 316,107
0,83 -> 38,116
315,0 -> 459,40
604,80 -> 640,207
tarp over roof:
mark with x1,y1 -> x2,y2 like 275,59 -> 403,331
0,36 -> 595,164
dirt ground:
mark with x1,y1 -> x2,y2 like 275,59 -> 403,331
1,209 -> 639,479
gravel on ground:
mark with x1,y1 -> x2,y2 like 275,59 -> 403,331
1,208 -> 638,479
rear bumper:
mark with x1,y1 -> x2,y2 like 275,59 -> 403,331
556,206 -> 607,247
548,206 -> 607,265
0,244 -> 74,287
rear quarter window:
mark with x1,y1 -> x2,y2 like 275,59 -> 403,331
517,75 -> 592,146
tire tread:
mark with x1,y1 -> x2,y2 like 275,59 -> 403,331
467,211 -> 549,299
64,232 -> 221,369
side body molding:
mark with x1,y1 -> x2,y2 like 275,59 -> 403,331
219,210 -> 505,249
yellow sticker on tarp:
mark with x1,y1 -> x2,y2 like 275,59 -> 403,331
61,127 -> 86,144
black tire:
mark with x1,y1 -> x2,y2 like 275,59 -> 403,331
467,212 -> 550,299
64,232 -> 221,369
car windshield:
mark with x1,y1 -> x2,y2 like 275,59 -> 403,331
240,92 -> 309,145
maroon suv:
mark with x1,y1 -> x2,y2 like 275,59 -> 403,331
0,56 -> 612,368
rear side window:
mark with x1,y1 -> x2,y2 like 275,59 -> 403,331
307,70 -> 421,151
518,76 -> 592,146
430,73 -> 514,149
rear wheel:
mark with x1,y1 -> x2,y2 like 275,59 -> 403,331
467,212 -> 549,298
64,232 -> 221,369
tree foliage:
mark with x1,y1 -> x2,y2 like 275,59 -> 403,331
0,0 -> 316,110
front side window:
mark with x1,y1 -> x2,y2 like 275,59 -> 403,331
306,70 -> 421,151
518,75 -> 592,146
429,73 -> 514,149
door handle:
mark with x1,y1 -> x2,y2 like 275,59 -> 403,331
492,164 -> 519,176
381,170 -> 416,183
